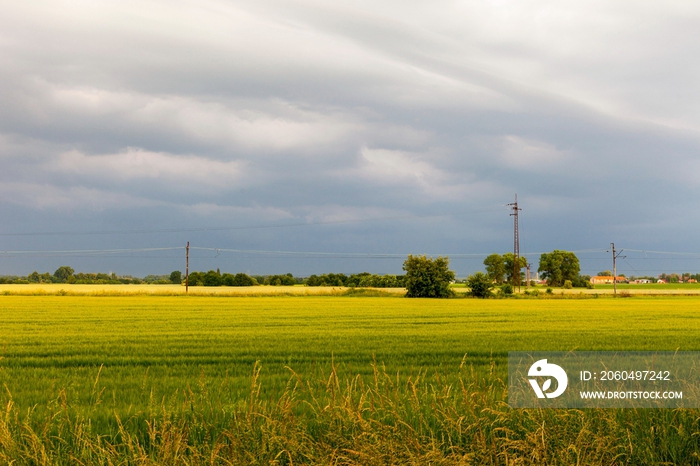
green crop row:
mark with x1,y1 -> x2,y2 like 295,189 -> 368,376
1,295 -> 700,463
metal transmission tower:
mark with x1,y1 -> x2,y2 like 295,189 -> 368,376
526,262 -> 532,288
508,194 -> 522,292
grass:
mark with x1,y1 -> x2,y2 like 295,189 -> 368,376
1,295 -> 700,463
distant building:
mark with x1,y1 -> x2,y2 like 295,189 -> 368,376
590,276 -> 626,284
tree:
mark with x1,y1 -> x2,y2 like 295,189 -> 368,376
221,273 -> 257,286
402,255 -> 455,298
188,271 -> 204,286
467,272 -> 494,298
203,270 -> 222,286
483,254 -> 506,284
503,253 -> 528,285
54,266 -> 75,283
170,271 -> 182,284
538,250 -> 580,286
598,270 -> 612,276
233,273 -> 257,286
305,275 -> 321,286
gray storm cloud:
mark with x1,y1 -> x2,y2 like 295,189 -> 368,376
1,0 -> 699,276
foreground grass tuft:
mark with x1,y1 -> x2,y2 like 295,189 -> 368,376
1,362 -> 699,464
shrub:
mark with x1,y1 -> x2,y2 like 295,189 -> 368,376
563,280 -> 573,289
467,272 -> 493,298
500,284 -> 513,295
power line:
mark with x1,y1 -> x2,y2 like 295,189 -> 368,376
0,245 -> 611,258
0,247 -> 183,257
0,207 -> 508,238
191,247 -> 500,259
621,249 -> 700,256
3,245 -> 700,266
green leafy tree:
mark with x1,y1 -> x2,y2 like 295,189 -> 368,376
221,273 -> 257,286
598,270 -> 612,276
203,270 -> 222,286
402,255 -> 455,298
54,266 -> 75,283
188,271 -> 204,286
305,275 -> 321,286
169,271 -> 182,284
538,250 -> 580,286
503,253 -> 528,285
483,254 -> 506,284
233,273 -> 257,286
467,272 -> 494,298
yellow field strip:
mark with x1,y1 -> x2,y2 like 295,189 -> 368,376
2,283 -> 699,296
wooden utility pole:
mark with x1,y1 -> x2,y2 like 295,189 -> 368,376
186,241 -> 190,294
610,243 -> 624,296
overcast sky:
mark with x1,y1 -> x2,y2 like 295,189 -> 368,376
1,0 -> 700,277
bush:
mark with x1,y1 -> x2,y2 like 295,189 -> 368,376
500,284 -> 513,295
546,288 -> 553,294
467,272 -> 493,298
563,280 -> 573,289
571,274 -> 592,288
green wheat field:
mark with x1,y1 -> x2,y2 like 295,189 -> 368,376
1,294 -> 700,464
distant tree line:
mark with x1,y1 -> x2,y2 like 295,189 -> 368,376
187,270 -> 258,287
596,271 -> 700,283
0,266 -> 151,285
306,272 -> 406,288
185,270 -> 406,288
0,265 -> 407,288
664,273 -> 700,282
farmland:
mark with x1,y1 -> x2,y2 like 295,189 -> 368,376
6,282 -> 700,296
1,295 -> 700,463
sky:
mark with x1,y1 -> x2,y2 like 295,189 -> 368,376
1,0 -> 700,277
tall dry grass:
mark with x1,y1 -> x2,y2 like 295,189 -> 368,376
0,360 -> 698,464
